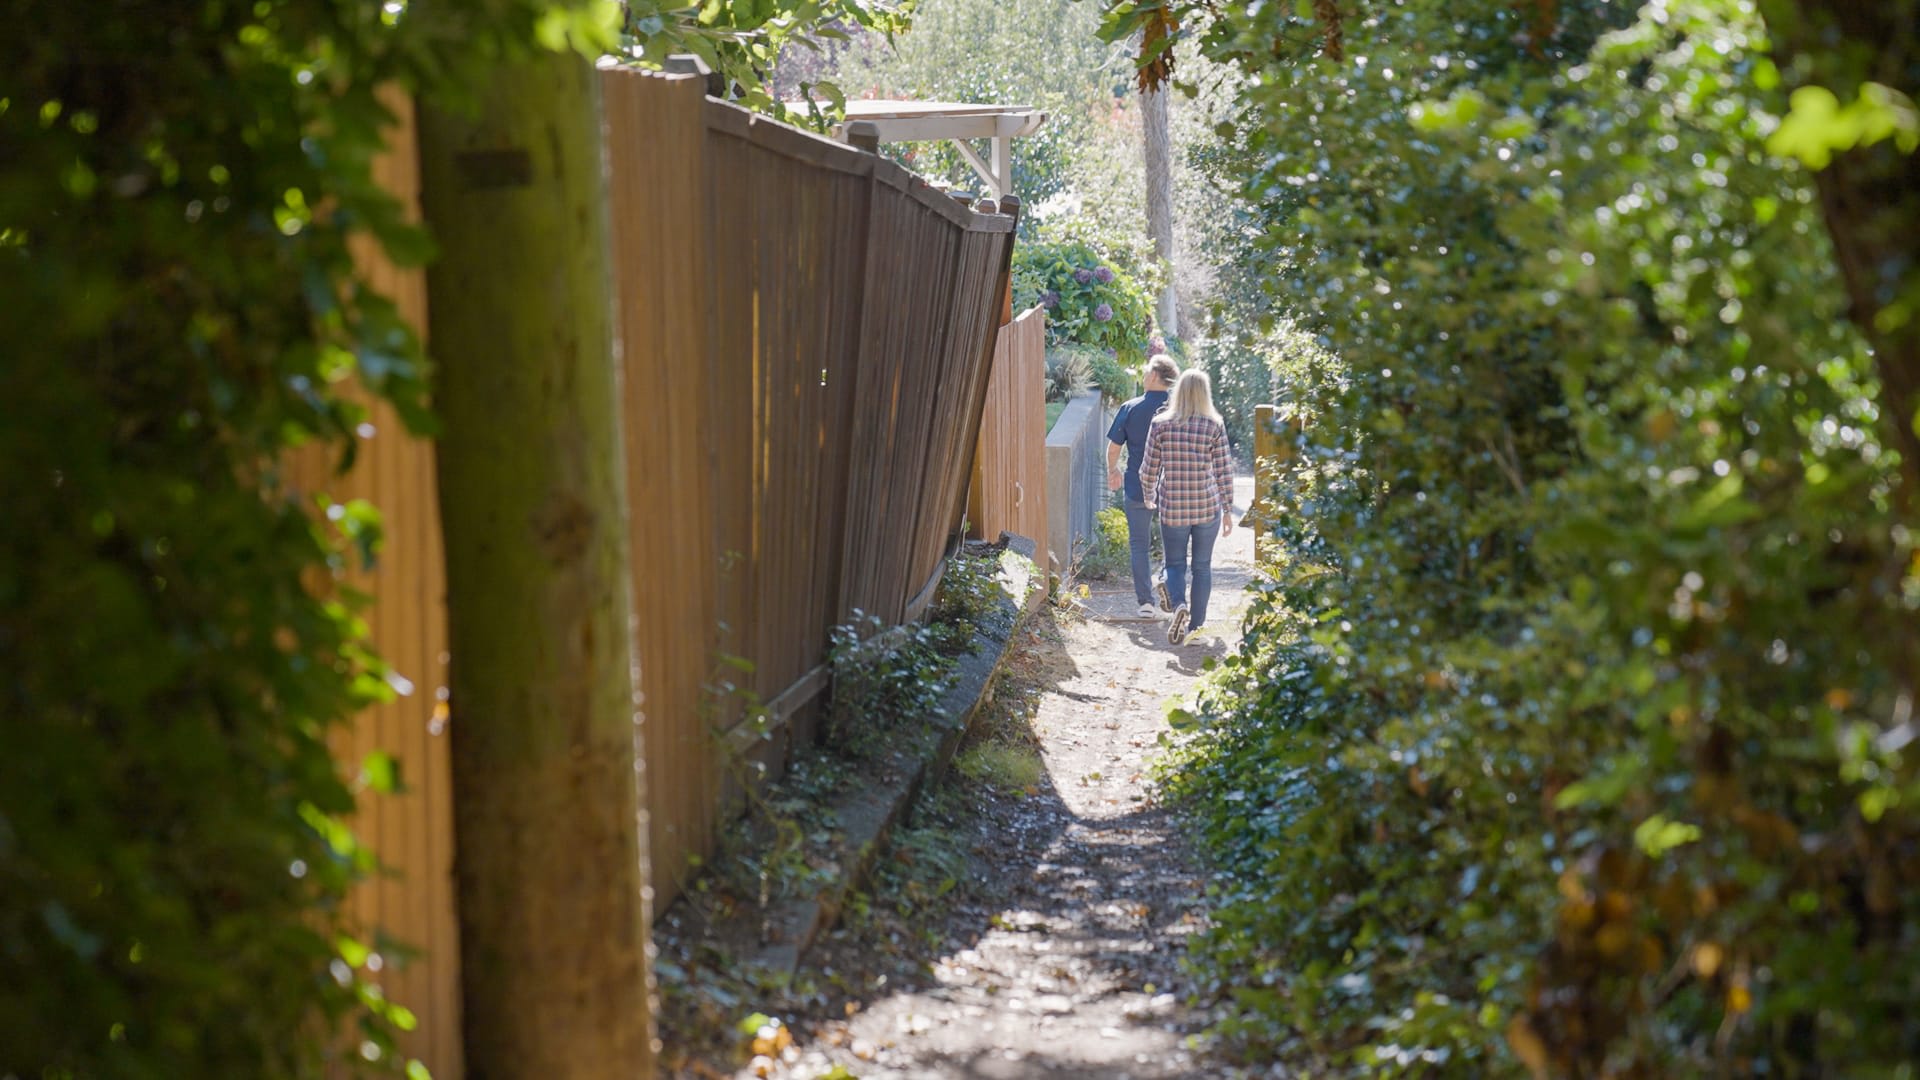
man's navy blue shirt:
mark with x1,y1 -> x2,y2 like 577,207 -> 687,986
1107,389 -> 1169,503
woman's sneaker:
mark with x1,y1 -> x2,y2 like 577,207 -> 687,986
1153,569 -> 1173,612
1136,602 -> 1157,618
1167,604 -> 1190,645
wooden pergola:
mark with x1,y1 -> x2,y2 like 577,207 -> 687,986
835,101 -> 1048,201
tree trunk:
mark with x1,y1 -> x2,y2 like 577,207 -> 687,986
416,47 -> 655,1080
1142,85 -> 1181,341
1764,1 -> 1920,500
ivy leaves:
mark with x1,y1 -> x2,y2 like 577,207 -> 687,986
1127,0 -> 1920,1074
623,0 -> 911,123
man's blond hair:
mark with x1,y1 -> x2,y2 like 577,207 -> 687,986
1146,356 -> 1180,387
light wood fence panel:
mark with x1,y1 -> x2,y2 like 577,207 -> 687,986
968,307 -> 1049,558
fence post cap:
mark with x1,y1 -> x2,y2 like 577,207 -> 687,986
663,54 -> 724,97
844,120 -> 881,153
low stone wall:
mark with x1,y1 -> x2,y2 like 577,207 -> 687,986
1045,391 -> 1108,578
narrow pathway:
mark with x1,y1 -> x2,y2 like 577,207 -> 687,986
764,480 -> 1256,1079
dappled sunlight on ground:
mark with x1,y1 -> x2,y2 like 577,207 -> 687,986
739,480 -> 1263,1079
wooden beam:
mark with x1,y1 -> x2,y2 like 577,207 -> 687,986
948,137 -> 998,199
842,110 -> 1046,143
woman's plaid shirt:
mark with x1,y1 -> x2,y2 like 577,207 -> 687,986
1139,415 -> 1233,527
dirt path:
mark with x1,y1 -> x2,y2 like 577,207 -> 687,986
757,480 -> 1258,1080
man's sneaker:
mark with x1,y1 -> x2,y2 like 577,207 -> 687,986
1136,602 -> 1157,618
1167,605 -> 1190,645
1153,569 -> 1173,612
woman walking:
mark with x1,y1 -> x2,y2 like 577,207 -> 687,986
1139,370 -> 1235,645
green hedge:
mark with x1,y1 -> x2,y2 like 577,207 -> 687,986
0,3 -> 617,1075
1157,0 -> 1920,1075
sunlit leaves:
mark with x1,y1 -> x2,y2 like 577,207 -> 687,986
1141,0 -> 1920,1073
1768,82 -> 1920,169
622,0 -> 912,127
1,1 -> 601,1075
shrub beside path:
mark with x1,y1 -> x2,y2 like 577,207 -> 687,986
758,479 -> 1258,1079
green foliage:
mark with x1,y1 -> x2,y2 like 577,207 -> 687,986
1049,342 -> 1135,403
928,548 -> 1013,644
1014,234 -> 1159,380
827,614 -> 958,750
1081,505 -> 1134,581
624,0 -> 913,125
1044,345 -> 1095,402
955,742 -> 1044,794
1185,321 -> 1333,461
0,0 -> 631,1073
1134,0 -> 1920,1074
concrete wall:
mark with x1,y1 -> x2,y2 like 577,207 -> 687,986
1045,391 -> 1108,577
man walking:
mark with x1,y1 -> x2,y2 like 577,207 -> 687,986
1106,356 -> 1181,617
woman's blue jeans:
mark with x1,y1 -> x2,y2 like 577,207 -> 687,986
1160,517 -> 1221,628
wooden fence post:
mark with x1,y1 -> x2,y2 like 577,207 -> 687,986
1248,403 -> 1304,539
845,120 -> 880,154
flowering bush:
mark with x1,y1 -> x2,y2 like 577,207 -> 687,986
1012,237 -> 1156,381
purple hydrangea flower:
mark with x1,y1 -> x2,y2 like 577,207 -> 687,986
1040,290 -> 1059,309
1094,303 -> 1114,322
1073,267 -> 1095,284
1093,265 -> 1114,284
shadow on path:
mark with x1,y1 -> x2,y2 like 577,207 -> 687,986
744,480 -> 1263,1079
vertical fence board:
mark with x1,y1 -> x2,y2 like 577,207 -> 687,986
968,307 -> 1049,559
603,69 -> 721,907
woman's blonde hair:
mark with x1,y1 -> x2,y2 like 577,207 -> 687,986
1155,369 -> 1223,425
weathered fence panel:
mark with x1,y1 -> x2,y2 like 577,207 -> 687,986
602,68 -> 1017,908
968,307 -> 1049,559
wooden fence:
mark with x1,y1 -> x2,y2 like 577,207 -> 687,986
295,69 -> 1016,1076
968,306 -> 1049,559
1245,402 -> 1305,540
601,66 -> 1016,907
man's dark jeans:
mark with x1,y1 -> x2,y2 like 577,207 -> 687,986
1124,498 -> 1156,606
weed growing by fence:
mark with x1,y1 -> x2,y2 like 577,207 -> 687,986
1079,505 -> 1133,582
826,615 -> 960,753
931,547 -> 1027,644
